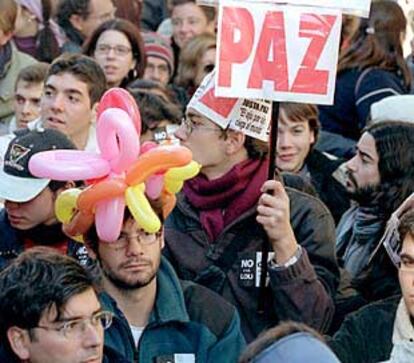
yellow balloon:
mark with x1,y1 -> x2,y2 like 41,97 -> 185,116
125,184 -> 161,233
55,188 -> 82,224
55,188 -> 84,243
164,161 -> 201,193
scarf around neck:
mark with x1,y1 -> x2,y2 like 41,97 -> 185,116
336,204 -> 386,277
184,158 -> 268,242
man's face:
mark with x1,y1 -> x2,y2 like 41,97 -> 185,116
399,233 -> 414,318
171,3 -> 214,48
97,218 -> 163,290
4,187 -> 56,230
14,80 -> 44,129
18,288 -> 104,363
79,0 -> 116,39
345,132 -> 380,195
40,73 -> 93,141
143,56 -> 171,86
174,109 -> 227,176
276,110 -> 315,173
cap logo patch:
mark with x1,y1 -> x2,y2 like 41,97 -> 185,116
5,144 -> 31,171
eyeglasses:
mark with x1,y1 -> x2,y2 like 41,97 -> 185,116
180,116 -> 223,136
95,44 -> 132,56
33,310 -> 113,339
105,230 -> 162,250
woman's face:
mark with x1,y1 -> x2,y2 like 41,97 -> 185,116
195,47 -> 216,86
94,29 -> 136,87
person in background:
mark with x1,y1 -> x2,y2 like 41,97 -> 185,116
0,129 -> 90,270
113,0 -> 143,29
140,0 -> 169,32
239,321 -> 340,363
27,53 -> 107,151
0,0 -> 37,132
317,0 -> 411,159
57,0 -> 116,53
129,89 -> 181,143
83,18 -> 145,88
0,247 -> 128,362
330,209 -> 414,363
276,102 -> 349,224
174,32 -> 216,98
13,0 -> 64,62
11,62 -> 49,132
170,0 -> 216,77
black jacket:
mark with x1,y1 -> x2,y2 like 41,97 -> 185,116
329,295 -> 399,363
164,187 -> 339,342
305,149 -> 349,224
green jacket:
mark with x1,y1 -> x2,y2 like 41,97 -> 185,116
0,43 -> 37,127
329,295 -> 400,363
100,257 -> 245,363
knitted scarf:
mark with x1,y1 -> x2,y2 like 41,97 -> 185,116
184,158 -> 267,242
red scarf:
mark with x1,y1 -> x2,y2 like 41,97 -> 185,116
184,158 -> 268,242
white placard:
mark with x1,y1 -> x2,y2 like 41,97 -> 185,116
188,71 -> 272,141
215,1 -> 342,105
197,0 -> 371,17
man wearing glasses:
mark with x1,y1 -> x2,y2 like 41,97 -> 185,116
0,247 -> 128,362
83,207 -> 245,363
330,209 -> 414,363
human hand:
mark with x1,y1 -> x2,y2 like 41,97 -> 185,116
256,180 -> 298,264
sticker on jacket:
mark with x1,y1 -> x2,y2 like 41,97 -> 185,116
238,252 -> 274,288
154,354 -> 195,363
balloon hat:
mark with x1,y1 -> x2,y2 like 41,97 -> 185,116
29,88 -> 200,242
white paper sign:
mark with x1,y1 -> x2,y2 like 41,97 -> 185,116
197,0 -> 371,17
188,71 -> 272,141
215,1 -> 342,105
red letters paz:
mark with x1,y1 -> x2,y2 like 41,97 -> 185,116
218,6 -> 337,95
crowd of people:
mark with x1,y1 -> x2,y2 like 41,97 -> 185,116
1,0 -> 414,362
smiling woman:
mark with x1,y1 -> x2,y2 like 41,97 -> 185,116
83,18 -> 145,88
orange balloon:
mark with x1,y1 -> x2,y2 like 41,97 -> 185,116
63,210 -> 95,238
77,178 -> 127,214
161,190 -> 177,219
126,145 -> 192,186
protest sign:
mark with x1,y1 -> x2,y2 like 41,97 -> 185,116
188,71 -> 272,141
215,0 -> 342,104
197,0 -> 371,17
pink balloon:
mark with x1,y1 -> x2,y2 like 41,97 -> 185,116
29,150 -> 110,181
97,108 -> 140,174
145,174 -> 164,199
97,88 -> 142,135
140,141 -> 157,154
95,196 -> 125,242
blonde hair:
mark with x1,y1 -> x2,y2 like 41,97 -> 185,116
0,0 -> 17,34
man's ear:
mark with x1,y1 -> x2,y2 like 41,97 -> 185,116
91,102 -> 99,124
0,31 -> 13,46
225,130 -> 246,155
7,327 -> 31,360
69,14 -> 84,32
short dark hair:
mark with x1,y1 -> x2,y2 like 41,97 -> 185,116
57,0 -> 90,33
239,321 -> 325,363
280,102 -> 320,142
398,210 -> 414,241
83,18 -> 146,86
0,247 -> 95,354
171,0 -> 216,23
129,90 -> 182,132
15,63 -> 50,90
84,203 -> 164,254
47,53 -> 107,105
